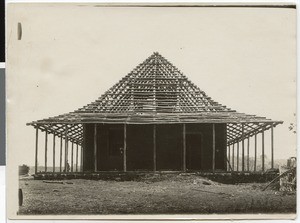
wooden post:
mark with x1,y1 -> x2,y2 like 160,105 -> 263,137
232,143 -> 235,171
64,125 -> 68,172
153,124 -> 156,172
228,145 -> 231,171
124,124 -> 127,172
247,137 -> 250,171
183,124 -> 186,172
44,131 -> 48,172
59,137 -> 62,172
34,128 -> 39,174
212,124 -> 216,173
254,134 -> 257,172
53,135 -> 55,173
76,143 -> 78,172
241,124 -> 244,172
94,124 -> 97,172
271,124 -> 274,169
81,146 -> 83,172
71,142 -> 74,172
262,130 -> 265,172
237,142 -> 239,172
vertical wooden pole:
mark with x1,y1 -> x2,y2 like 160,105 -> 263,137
247,137 -> 250,171
262,130 -> 265,172
237,142 -> 239,172
183,124 -> 186,172
241,124 -> 244,172
76,143 -> 78,172
35,128 -> 39,174
254,134 -> 257,172
81,146 -> 83,172
94,124 -> 97,172
45,131 -> 48,172
153,124 -> 156,172
271,124 -> 274,169
71,142 -> 74,172
124,124 -> 127,172
64,125 -> 68,172
228,145 -> 231,171
59,137 -> 62,172
232,143 -> 235,171
53,135 -> 55,173
212,124 -> 216,173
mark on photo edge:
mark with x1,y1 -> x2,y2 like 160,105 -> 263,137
18,23 -> 22,40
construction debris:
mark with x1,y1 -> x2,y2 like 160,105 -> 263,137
262,157 -> 296,192
43,180 -> 64,184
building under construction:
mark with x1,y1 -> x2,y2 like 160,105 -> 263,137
27,52 -> 282,176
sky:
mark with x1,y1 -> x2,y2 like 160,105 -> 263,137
6,4 -> 296,168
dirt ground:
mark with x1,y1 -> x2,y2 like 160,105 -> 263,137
18,174 -> 296,215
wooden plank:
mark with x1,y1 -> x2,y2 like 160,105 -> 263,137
81,146 -> 83,172
76,143 -> 78,172
94,124 -> 97,172
35,128 -> 39,174
247,137 -> 250,171
53,135 -> 55,173
64,125 -> 68,172
237,142 -> 239,172
241,124 -> 244,172
254,134 -> 257,171
271,124 -> 274,169
232,143 -> 235,171
59,137 -> 62,172
262,130 -> 265,172
153,124 -> 156,172
124,124 -> 127,172
71,142 -> 74,172
183,123 -> 186,172
228,145 -> 231,171
82,125 -> 85,172
44,131 -> 48,172
212,123 -> 215,173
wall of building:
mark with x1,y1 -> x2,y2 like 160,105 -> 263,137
185,123 -> 227,171
127,124 -> 153,171
82,123 -> 227,172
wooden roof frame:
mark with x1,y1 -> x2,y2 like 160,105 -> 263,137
27,52 -> 283,145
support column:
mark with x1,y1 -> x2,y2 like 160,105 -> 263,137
35,128 -> 39,174
241,124 -> 244,172
45,131 -> 48,172
212,123 -> 216,173
123,124 -> 127,172
59,137 -> 62,172
153,124 -> 156,172
228,145 -> 231,171
64,125 -> 68,172
262,130 -> 265,172
76,143 -> 78,172
237,142 -> 239,172
81,146 -> 83,172
183,124 -> 186,172
247,137 -> 250,171
71,142 -> 74,172
254,134 -> 257,172
232,143 -> 235,171
94,124 -> 97,172
271,124 -> 274,169
53,135 -> 56,173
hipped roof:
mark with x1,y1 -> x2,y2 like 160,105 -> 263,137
27,52 -> 282,145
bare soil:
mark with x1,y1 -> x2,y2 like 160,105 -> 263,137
18,174 -> 296,215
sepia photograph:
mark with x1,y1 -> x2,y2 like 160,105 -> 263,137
6,3 -> 296,220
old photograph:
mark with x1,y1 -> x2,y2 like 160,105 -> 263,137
6,3 -> 296,220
